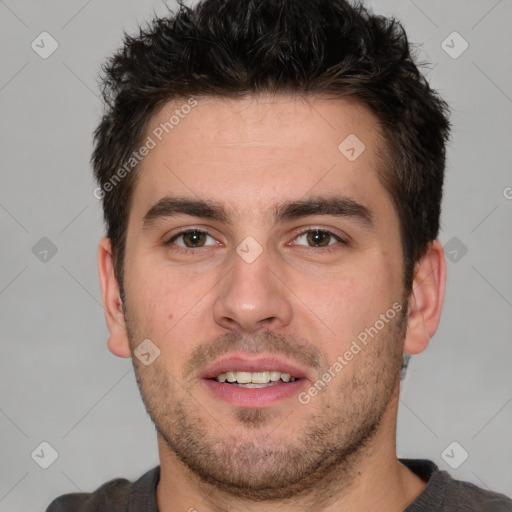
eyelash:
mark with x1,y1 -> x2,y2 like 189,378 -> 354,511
164,227 -> 348,254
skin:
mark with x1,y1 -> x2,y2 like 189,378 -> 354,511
98,94 -> 446,512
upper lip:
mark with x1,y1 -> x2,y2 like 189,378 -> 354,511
199,354 -> 311,380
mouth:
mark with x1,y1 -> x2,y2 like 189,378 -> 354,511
199,355 -> 310,408
211,370 -> 298,388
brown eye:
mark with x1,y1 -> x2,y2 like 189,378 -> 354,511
306,230 -> 332,247
168,230 -> 216,248
294,229 -> 342,248
182,231 -> 207,247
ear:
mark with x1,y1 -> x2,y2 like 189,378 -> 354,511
97,237 -> 131,358
403,240 -> 446,355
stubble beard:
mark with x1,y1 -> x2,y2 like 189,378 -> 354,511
125,302 -> 407,502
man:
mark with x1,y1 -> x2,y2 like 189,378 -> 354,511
47,0 -> 512,510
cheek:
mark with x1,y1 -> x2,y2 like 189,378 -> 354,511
129,255 -> 195,314
321,279 -> 375,342
296,256 -> 399,346
123,260 -> 177,341
126,258 -> 217,356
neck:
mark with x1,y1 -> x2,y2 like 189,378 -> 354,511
156,393 -> 427,512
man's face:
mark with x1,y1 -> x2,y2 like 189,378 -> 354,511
121,95 -> 408,499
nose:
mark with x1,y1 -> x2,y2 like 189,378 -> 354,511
212,247 -> 293,334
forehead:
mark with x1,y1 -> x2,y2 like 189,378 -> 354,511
130,94 -> 392,225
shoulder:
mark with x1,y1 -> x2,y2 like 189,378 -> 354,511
400,459 -> 512,512
45,478 -> 132,512
443,476 -> 512,511
45,467 -> 160,512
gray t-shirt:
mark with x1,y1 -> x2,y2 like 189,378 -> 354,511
46,459 -> 512,511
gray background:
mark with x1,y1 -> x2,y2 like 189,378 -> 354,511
0,0 -> 511,510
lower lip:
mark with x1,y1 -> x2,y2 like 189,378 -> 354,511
201,378 -> 307,408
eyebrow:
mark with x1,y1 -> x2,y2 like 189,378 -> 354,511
142,195 -> 373,230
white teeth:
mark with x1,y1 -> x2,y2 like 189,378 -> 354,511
236,372 -> 252,384
270,371 -> 281,382
214,371 -> 296,384
251,371 -> 270,383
